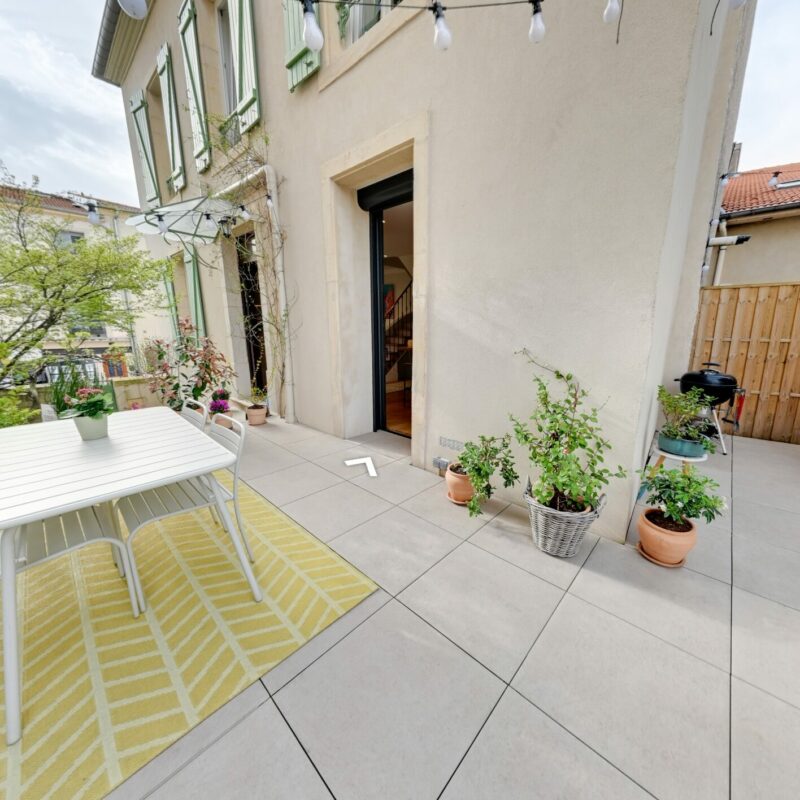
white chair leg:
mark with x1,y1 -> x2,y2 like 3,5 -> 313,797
2,529 -> 22,745
209,506 -> 221,526
112,542 -> 140,618
210,479 -> 262,602
125,535 -> 147,613
233,500 -> 255,563
106,503 -> 126,578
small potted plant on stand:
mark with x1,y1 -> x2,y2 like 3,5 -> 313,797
462,353 -> 626,558
637,466 -> 725,567
657,386 -> 715,458
61,387 -> 113,441
246,385 -> 269,426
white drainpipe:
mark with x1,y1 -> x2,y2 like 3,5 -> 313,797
215,166 -> 296,423
713,220 -> 728,286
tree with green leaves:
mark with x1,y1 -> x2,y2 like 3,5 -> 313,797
0,169 -> 170,384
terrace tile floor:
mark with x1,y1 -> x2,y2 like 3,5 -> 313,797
107,421 -> 800,800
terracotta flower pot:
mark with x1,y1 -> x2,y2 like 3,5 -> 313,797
637,507 -> 697,567
213,414 -> 233,429
246,405 -> 267,426
445,464 -> 474,505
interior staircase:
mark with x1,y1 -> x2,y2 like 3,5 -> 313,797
384,282 -> 412,381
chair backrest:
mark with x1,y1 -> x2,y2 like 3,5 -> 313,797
40,404 -> 58,422
208,415 -> 245,493
181,400 -> 208,429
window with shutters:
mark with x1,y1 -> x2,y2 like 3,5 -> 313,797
130,88 -> 162,207
179,0 -> 212,173
156,43 -> 187,194
216,0 -> 260,144
340,0 -> 404,47
283,0 -> 320,92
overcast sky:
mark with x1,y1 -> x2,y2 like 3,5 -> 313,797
0,0 -> 797,206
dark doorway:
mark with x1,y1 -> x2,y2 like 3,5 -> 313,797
357,170 -> 413,437
236,232 -> 268,391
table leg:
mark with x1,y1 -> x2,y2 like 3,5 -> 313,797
209,478 -> 263,603
2,528 -> 21,745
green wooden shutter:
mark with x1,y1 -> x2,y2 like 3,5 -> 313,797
283,0 -> 320,92
130,90 -> 161,207
229,0 -> 260,133
156,43 -> 186,194
179,0 -> 212,173
184,246 -> 206,338
163,276 -> 179,340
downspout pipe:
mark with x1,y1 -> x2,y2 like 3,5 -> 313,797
214,166 -> 296,424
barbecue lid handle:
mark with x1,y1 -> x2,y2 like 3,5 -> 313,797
701,362 -> 721,368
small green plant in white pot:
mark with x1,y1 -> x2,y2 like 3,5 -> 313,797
61,387 -> 113,441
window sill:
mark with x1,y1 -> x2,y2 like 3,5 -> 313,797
318,6 -> 424,93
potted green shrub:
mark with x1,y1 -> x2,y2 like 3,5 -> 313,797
60,387 -> 114,440
455,435 -> 518,509
246,385 -> 269,426
657,385 -> 715,458
462,356 -> 625,558
637,466 -> 725,567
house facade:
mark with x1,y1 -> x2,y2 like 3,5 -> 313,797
712,161 -> 800,285
93,0 -> 756,542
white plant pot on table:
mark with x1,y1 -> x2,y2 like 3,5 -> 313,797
73,414 -> 109,441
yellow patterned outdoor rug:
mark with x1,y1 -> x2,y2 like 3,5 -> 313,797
0,476 -> 377,800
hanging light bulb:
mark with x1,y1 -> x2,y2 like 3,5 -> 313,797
156,213 -> 169,234
729,0 -> 747,9
239,204 -> 252,221
86,202 -> 100,225
603,0 -> 621,24
529,0 -> 546,44
117,0 -> 148,20
300,0 -> 324,52
431,2 -> 452,51
199,212 -> 218,237
768,171 -> 780,188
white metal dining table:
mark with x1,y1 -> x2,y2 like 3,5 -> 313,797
0,406 -> 262,745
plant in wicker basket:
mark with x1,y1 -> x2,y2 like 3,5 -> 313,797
460,352 -> 626,558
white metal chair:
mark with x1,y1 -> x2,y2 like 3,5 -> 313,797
180,399 -> 208,429
11,505 -> 140,617
114,415 -> 259,611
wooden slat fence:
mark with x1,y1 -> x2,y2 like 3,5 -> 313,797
690,282 -> 800,443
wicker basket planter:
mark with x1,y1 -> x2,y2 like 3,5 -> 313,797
523,481 -> 605,558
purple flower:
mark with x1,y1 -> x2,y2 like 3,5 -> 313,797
209,399 -> 230,415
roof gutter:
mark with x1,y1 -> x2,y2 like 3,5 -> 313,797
92,0 -> 122,85
722,200 -> 800,220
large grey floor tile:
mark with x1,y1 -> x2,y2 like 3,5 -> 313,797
246,462 -> 344,507
470,504 -> 597,589
625,506 -> 731,583
352,430 -> 412,459
238,439 -> 305,480
733,536 -> 800,611
400,544 -> 563,680
251,419 -> 321,445
312,444 -> 399,478
731,678 -> 800,800
282,432 -> 360,460
329,507 -> 460,594
148,701 -> 330,800
400,483 -> 507,539
571,539 -> 731,669
441,690 -> 649,800
351,458 -> 441,504
732,497 -> 800,554
281,481 -> 392,542
274,600 -> 503,800
263,589 -> 391,693
105,681 -> 269,800
732,587 -> 800,707
513,595 -> 729,800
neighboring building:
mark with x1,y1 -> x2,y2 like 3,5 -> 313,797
92,0 -> 756,541
714,161 -> 800,285
0,184 -> 174,376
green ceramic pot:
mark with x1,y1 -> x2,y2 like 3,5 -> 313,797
658,432 -> 705,458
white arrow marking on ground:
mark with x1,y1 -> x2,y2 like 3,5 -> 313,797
344,456 -> 378,477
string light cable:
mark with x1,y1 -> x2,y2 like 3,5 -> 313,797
301,0 -> 627,51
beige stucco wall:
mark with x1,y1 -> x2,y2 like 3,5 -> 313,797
714,214 -> 800,285
112,0 -> 753,542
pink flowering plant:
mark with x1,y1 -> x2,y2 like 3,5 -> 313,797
147,319 -> 236,411
209,398 -> 230,416
61,387 -> 112,419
